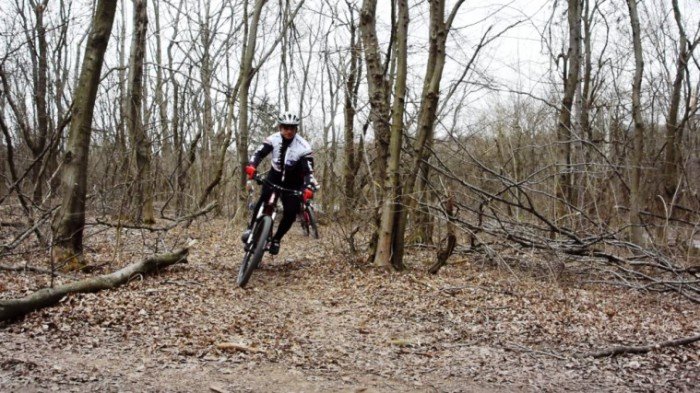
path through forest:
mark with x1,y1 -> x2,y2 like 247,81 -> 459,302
1,219 -> 698,392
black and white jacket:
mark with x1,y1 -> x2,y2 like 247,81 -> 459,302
250,132 -> 318,189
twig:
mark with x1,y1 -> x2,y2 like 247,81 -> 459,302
216,342 -> 266,354
90,202 -> 217,232
0,264 -> 56,275
506,343 -> 568,360
582,333 -> 700,358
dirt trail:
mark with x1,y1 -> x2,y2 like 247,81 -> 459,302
1,220 -> 698,392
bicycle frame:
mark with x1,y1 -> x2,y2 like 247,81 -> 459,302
245,174 -> 302,247
238,174 -> 303,287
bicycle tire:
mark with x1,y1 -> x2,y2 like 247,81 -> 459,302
237,215 -> 272,287
307,206 -> 319,239
300,211 -> 310,236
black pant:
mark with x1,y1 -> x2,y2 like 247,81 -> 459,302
249,183 -> 301,242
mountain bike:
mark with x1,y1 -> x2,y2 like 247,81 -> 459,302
298,193 -> 319,239
237,174 -> 302,288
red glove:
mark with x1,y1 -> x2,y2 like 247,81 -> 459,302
245,165 -> 256,180
303,188 -> 314,201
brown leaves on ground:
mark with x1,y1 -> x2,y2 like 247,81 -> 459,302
1,218 -> 698,392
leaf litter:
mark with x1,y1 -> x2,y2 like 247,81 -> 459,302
0,218 -> 698,392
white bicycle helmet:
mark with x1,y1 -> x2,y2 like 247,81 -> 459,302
278,111 -> 300,126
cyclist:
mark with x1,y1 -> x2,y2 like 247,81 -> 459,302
241,111 -> 319,255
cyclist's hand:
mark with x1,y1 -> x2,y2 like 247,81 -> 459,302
303,188 -> 314,201
308,177 -> 320,191
245,165 -> 257,180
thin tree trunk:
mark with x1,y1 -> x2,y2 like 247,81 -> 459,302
662,0 -> 699,207
127,0 -> 153,224
556,0 -> 581,210
374,0 -> 408,270
236,0 -> 267,192
30,0 -> 50,204
359,0 -> 393,259
343,2 -> 361,214
626,0 -> 645,245
393,0 -> 464,267
51,0 -> 118,268
154,0 -> 169,160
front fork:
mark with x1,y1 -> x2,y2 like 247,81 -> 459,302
245,194 -> 277,249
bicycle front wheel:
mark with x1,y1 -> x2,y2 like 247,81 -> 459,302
237,215 -> 272,288
308,206 -> 319,239
300,212 -> 310,236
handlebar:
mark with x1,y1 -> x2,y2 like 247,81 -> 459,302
253,173 -> 303,196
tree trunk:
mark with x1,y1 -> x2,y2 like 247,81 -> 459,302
429,190 -> 456,275
236,0 -> 267,192
127,0 -> 153,224
374,0 -> 408,270
579,0 -> 594,214
662,0 -> 699,208
30,0 -> 50,204
359,0 -> 393,259
393,0 -> 464,268
51,0 -> 118,268
626,0 -> 645,245
154,0 -> 170,160
556,0 -> 581,210
343,2 -> 362,214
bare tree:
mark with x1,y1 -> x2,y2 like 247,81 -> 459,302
51,0 -> 119,267
342,1 -> 363,215
126,0 -> 154,224
556,0 -> 581,210
392,0 -> 465,267
373,0 -> 408,269
626,0 -> 645,245
662,0 -> 700,209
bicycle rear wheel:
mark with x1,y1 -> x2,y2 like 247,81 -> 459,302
307,206 -> 319,239
237,215 -> 272,287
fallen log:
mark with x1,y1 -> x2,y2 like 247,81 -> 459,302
0,247 -> 189,322
582,333 -> 700,358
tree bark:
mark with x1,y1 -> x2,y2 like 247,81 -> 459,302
0,247 -> 189,323
359,0 -> 393,260
373,0 -> 408,270
626,0 -> 645,245
30,0 -> 51,204
127,0 -> 154,224
556,0 -> 581,209
236,0 -> 267,192
393,0 -> 464,268
429,191 -> 456,275
662,0 -> 700,207
51,0 -> 118,268
343,2 -> 362,214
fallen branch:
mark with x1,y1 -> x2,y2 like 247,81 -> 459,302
216,342 -> 267,354
0,221 -> 23,228
0,206 -> 59,253
505,343 -> 568,360
582,333 -> 700,358
0,264 -> 55,275
0,246 -> 190,322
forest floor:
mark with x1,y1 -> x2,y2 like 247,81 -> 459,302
1,217 -> 698,392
